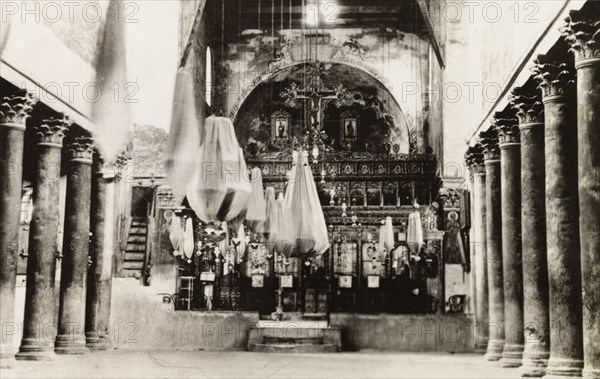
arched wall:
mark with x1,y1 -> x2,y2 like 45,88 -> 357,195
229,61 -> 413,153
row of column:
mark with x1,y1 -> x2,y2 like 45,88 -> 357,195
0,89 -> 118,367
465,8 -> 600,378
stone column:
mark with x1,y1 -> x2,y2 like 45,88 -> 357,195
54,136 -> 94,354
494,112 -> 524,368
563,11 -> 600,378
532,55 -> 583,377
466,145 -> 489,354
479,130 -> 504,361
0,90 -> 36,368
85,155 -> 114,350
511,87 -> 550,377
16,115 -> 71,361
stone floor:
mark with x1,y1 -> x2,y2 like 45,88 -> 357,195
2,350 -> 521,378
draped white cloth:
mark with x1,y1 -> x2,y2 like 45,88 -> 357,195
281,150 -> 329,257
166,69 -> 200,202
91,0 -> 132,164
379,216 -> 395,253
246,167 -> 267,233
186,116 -> 251,223
183,217 -> 195,260
169,215 -> 182,256
264,187 -> 279,240
407,210 -> 424,251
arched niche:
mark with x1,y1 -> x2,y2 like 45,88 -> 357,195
232,62 -> 411,154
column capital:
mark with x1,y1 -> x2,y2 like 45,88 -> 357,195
0,89 -> 37,128
69,135 -> 94,164
465,144 -> 486,175
35,114 -> 72,147
493,111 -> 520,146
562,7 -> 600,65
532,54 -> 575,98
510,86 -> 544,125
479,129 -> 500,162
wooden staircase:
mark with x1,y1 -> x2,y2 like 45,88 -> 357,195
122,217 -> 147,278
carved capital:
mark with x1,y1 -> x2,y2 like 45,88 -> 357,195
156,185 -> 179,209
493,112 -> 520,146
562,7 -> 600,64
479,129 -> 500,162
532,54 -> 575,98
35,114 -> 72,147
465,144 -> 486,174
510,86 -> 544,125
69,135 -> 94,163
0,90 -> 37,127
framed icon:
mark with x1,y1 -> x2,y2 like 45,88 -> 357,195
340,110 -> 359,142
271,110 -> 291,143
367,275 -> 380,288
252,274 -> 264,288
338,275 -> 352,288
280,274 -> 293,288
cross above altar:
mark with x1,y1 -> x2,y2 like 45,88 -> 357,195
280,63 -> 348,131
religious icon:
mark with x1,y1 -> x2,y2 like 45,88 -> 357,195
340,111 -> 359,142
271,110 -> 291,145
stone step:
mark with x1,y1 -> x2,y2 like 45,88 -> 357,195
248,342 -> 339,353
122,261 -> 144,270
127,235 -> 146,243
130,220 -> 146,227
126,243 -> 146,251
129,227 -> 147,235
263,336 -> 324,345
124,252 -> 145,261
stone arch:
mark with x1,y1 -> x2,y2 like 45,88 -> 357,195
229,61 -> 413,153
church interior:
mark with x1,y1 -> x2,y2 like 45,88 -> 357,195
0,0 -> 599,378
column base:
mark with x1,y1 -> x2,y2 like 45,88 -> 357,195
485,339 -> 505,361
55,334 -> 88,355
582,367 -> 600,378
475,337 -> 489,354
85,335 -> 111,351
545,357 -> 584,377
500,343 -> 524,368
520,351 -> 549,377
16,338 -> 57,361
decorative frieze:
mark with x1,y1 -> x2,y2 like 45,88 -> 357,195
531,54 -> 575,98
493,111 -> 520,146
465,144 -> 486,175
510,86 -> 544,125
479,129 -> 500,162
562,6 -> 600,64
0,90 -> 37,127
35,114 -> 71,147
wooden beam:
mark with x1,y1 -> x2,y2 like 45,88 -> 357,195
416,0 -> 445,68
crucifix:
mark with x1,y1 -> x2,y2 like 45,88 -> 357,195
281,63 -> 348,132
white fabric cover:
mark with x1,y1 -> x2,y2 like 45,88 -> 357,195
407,211 -> 424,251
183,217 -> 195,259
379,216 -> 395,253
264,187 -> 279,240
281,150 -> 329,257
169,215 -> 182,256
91,0 -> 132,163
186,116 -> 252,223
246,167 -> 267,233
166,69 -> 201,202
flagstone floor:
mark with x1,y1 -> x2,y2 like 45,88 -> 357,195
2,350 -> 521,379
